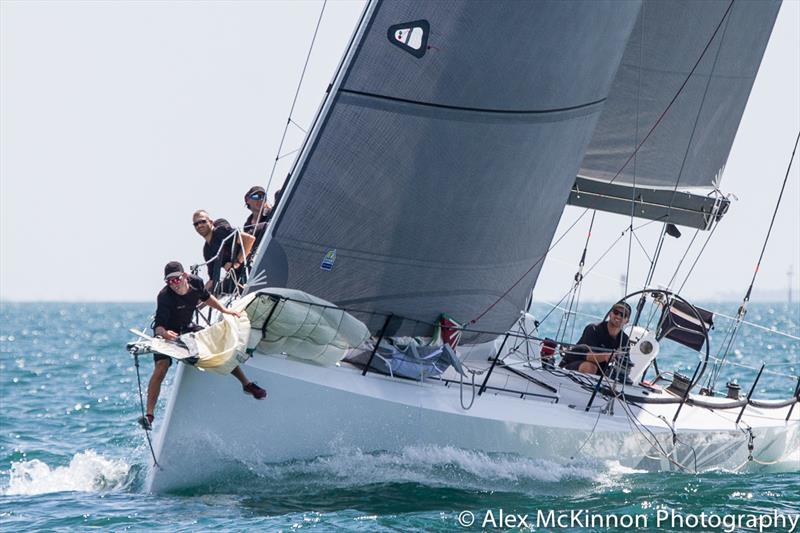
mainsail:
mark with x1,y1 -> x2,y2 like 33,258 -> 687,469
570,0 -> 782,229
251,0 -> 643,335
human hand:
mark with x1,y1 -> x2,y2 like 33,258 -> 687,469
163,330 -> 179,341
225,309 -> 241,318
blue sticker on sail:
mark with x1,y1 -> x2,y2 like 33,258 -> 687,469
320,249 -> 337,271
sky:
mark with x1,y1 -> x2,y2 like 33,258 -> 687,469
1,0 -> 798,304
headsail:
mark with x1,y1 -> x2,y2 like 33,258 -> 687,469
251,0 -> 643,335
570,0 -> 781,229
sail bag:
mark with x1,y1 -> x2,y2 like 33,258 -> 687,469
245,288 -> 370,365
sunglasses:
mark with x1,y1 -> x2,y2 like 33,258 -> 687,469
248,193 -> 265,200
193,219 -> 210,227
611,309 -> 629,318
165,276 -> 183,285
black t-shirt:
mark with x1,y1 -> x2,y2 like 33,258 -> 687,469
153,275 -> 211,333
562,322 -> 630,366
243,208 -> 272,253
203,225 -> 235,283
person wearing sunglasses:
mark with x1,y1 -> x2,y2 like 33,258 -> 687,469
193,210 -> 254,295
559,302 -> 631,376
243,186 -> 273,255
140,261 -> 266,429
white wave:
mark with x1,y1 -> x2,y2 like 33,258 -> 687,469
3,450 -> 130,496
245,445 -> 631,491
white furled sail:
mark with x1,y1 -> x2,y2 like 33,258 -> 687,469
570,0 -> 781,229
250,0 -> 643,336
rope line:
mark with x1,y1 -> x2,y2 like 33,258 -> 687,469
262,0 -> 329,211
133,353 -> 160,469
468,208 -> 591,325
606,0 -> 735,186
708,131 -> 799,391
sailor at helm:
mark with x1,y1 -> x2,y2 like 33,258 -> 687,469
559,302 -> 631,376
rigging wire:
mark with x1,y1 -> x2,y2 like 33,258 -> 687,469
662,2 -> 732,217
556,213 -> 596,344
606,0 -> 735,187
666,227 -> 700,290
538,224 -> 630,327
677,218 -> 721,293
707,130 -> 800,392
132,352 -> 160,469
475,3 -> 737,328
468,208 -> 591,325
257,0 -> 329,228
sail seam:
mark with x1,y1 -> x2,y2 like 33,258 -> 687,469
339,88 -> 606,116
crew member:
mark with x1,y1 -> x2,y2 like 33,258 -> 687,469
560,302 -> 631,375
243,186 -> 272,254
139,261 -> 266,430
193,210 -> 254,294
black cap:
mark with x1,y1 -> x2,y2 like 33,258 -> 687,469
164,261 -> 184,280
245,186 -> 266,201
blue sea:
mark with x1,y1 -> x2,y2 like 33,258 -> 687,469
1,302 -> 798,532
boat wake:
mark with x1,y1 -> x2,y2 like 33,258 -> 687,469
3,450 -> 131,496
173,445 -> 643,497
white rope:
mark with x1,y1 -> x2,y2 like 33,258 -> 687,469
704,354 -> 798,379
712,310 -> 800,341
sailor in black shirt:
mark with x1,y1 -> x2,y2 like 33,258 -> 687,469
193,210 -> 254,295
153,273 -> 210,336
243,185 -> 272,254
139,261 -> 266,430
560,302 -> 631,375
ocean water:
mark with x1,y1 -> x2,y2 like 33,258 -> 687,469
0,302 -> 798,532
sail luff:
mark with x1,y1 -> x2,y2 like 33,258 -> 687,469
247,0 -> 379,285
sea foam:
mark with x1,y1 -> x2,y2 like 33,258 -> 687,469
3,450 -> 130,496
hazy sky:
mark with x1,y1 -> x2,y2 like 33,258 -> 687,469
1,0 -> 798,304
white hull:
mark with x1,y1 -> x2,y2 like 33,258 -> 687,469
145,351 -> 798,492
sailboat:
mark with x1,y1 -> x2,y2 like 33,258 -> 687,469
139,0 -> 798,492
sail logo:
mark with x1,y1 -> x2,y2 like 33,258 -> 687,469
320,249 -> 337,271
387,20 -> 429,58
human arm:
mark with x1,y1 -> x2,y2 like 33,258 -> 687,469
202,294 -> 241,318
232,231 -> 255,267
584,351 -> 613,364
571,324 -> 614,364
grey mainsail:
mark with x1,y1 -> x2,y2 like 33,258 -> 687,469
570,0 -> 781,229
251,0 -> 642,335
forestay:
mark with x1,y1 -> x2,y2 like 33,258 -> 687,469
571,0 -> 781,228
251,0 -> 643,336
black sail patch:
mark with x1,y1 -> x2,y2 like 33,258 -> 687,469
387,20 -> 429,58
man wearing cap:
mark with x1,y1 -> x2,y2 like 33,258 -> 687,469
140,261 -> 266,429
243,186 -> 272,255
193,210 -> 254,295
560,302 -> 631,376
